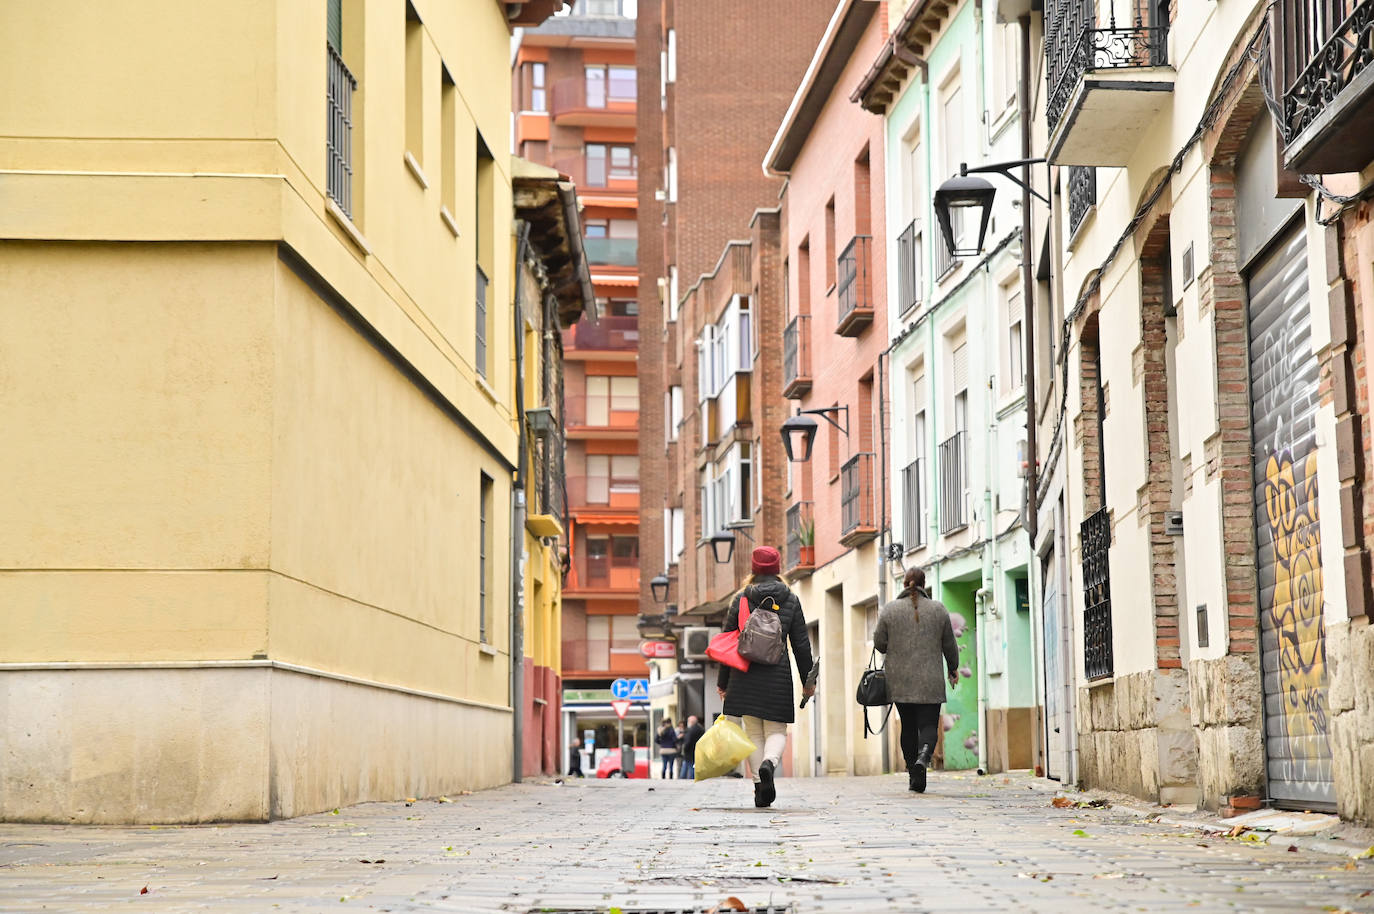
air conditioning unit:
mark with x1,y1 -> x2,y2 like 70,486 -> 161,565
682,626 -> 718,661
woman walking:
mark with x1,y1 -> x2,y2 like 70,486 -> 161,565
715,546 -> 815,808
656,718 -> 679,778
872,567 -> 959,793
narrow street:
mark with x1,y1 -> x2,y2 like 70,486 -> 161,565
3,772 -> 1370,913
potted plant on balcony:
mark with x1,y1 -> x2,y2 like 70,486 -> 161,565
797,518 -> 815,567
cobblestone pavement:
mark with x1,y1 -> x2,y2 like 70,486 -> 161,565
3,771 -> 1372,913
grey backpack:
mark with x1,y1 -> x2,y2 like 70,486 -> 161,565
738,594 -> 785,665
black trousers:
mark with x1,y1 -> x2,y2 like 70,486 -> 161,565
895,702 -> 941,768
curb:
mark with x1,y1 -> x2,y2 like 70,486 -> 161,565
1112,803 -> 1373,860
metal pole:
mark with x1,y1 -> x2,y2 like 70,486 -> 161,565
1019,16 -> 1039,547
511,222 -> 531,784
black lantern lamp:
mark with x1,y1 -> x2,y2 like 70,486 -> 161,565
650,573 -> 671,604
780,406 -> 849,463
933,159 -> 1050,258
709,531 -> 736,565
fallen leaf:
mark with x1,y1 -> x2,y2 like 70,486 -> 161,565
1227,825 -> 1246,838
1052,797 -> 1074,808
437,796 -> 451,803
1072,829 -> 1089,837
1287,845 -> 1299,852
405,797 -> 417,803
331,809 -> 340,815
140,886 -> 149,895
1359,846 -> 1374,860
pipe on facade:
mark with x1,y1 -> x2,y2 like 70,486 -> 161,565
974,585 -> 991,773
510,220 -> 532,784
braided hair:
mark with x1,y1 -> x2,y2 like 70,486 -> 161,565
899,567 -> 927,621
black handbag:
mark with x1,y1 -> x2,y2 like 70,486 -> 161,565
855,648 -> 892,738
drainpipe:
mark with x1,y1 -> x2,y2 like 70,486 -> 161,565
510,221 -> 532,784
974,586 -> 991,773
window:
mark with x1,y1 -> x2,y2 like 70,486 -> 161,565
584,219 -> 608,238
990,24 -> 1018,115
940,76 -> 965,253
475,135 -> 494,378
326,0 -> 358,218
405,4 -> 423,164
911,367 -> 927,453
610,218 -> 637,239
610,454 -> 639,491
699,469 -> 713,538
441,68 -> 456,216
610,376 -> 638,411
663,506 -> 685,564
666,28 -> 677,82
609,66 -> 635,102
585,64 -> 635,106
666,385 -> 682,441
610,145 -> 637,180
952,341 -> 969,432
586,144 -> 607,187
611,535 -> 639,567
523,61 -> 547,112
586,454 -> 610,503
667,147 -> 677,201
1005,283 -> 1024,394
479,473 -> 493,643
824,197 -> 836,288
668,265 -> 679,321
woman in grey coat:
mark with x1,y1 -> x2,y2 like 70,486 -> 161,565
872,566 -> 959,793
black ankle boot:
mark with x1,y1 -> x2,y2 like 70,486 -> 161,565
755,760 -> 776,808
907,765 -> 920,792
911,744 -> 930,794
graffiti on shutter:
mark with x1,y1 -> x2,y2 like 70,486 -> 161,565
1247,228 -> 1333,809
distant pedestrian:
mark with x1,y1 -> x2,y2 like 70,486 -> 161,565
656,718 -> 679,778
872,567 -> 959,793
716,546 -> 815,808
680,715 -> 703,779
568,744 -> 584,778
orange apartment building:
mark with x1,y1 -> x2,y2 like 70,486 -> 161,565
513,0 -> 648,768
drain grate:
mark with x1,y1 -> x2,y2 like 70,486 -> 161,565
527,907 -> 793,914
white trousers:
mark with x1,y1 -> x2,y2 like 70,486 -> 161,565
727,715 -> 788,782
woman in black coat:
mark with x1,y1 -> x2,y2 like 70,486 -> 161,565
715,546 -> 815,808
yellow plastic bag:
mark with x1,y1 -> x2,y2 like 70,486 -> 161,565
693,715 -> 757,781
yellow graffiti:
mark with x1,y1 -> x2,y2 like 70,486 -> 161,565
1262,450 -> 1327,743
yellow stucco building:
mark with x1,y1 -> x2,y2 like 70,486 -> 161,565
0,0 -> 567,823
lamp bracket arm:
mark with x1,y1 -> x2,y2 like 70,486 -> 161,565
960,159 -> 1050,205
800,405 -> 849,436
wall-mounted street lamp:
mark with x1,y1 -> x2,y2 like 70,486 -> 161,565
709,532 -> 736,565
780,405 -> 850,463
650,573 -> 671,604
933,158 -> 1048,258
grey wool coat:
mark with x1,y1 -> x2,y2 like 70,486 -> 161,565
872,591 -> 959,704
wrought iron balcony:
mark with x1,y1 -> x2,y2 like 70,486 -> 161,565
840,453 -> 878,547
1067,166 -> 1096,238
1045,0 -> 1172,165
782,315 -> 812,399
1277,0 -> 1374,173
1081,505 -> 1115,680
326,44 -> 357,218
937,431 -> 967,534
562,314 -> 639,352
784,501 -> 816,575
835,235 -> 874,337
901,457 -> 926,550
896,220 -> 923,315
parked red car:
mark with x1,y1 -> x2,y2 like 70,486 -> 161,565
595,748 -> 650,779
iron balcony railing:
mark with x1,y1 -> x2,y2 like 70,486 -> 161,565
327,44 -> 358,218
475,265 -> 489,378
562,314 -> 639,352
1067,166 -> 1096,236
1081,505 -> 1115,680
896,220 -> 923,314
901,457 -> 926,549
840,452 -> 877,539
532,431 -> 566,523
784,500 -> 815,571
1278,0 -> 1374,142
1046,0 -> 1170,130
938,431 -> 967,534
782,314 -> 812,397
835,235 -> 874,334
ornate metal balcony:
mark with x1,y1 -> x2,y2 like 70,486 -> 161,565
937,431 -> 967,534
1045,0 -> 1172,165
835,235 -> 874,337
782,315 -> 812,399
1067,166 -> 1096,238
840,453 -> 878,547
1277,0 -> 1374,173
1081,505 -> 1115,680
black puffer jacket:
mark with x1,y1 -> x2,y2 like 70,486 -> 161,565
716,576 -> 814,724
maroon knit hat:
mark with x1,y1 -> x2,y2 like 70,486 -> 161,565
751,546 -> 781,575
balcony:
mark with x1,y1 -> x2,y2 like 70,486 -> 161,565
566,555 -> 640,596
564,394 -> 639,438
1277,0 -> 1374,173
938,431 -> 967,534
562,314 -> 639,352
784,501 -> 816,576
552,156 -> 637,195
326,44 -> 357,219
566,475 -> 640,512
1045,0 -> 1173,165
550,77 -> 636,126
901,457 -> 926,550
840,453 -> 878,547
782,315 -> 812,399
896,220 -> 923,316
582,237 -> 639,267
835,235 -> 874,336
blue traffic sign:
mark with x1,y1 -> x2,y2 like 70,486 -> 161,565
611,678 -> 650,701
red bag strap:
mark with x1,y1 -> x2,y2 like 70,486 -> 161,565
737,593 -> 750,629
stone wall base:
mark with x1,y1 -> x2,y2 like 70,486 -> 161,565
0,665 -> 512,824
1077,668 -> 1198,804
985,706 -> 1039,773
1188,654 -> 1264,810
1328,619 -> 1374,826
